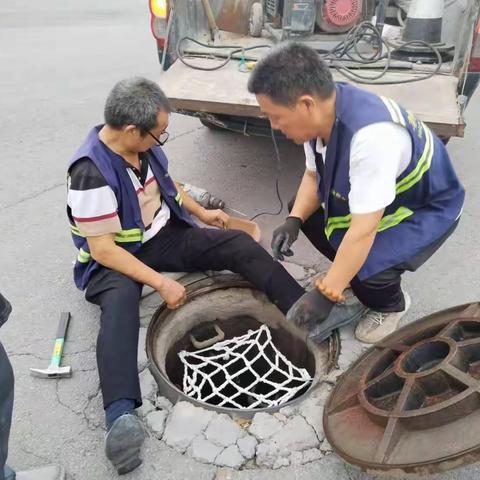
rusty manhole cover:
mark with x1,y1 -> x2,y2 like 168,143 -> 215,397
324,302 -> 480,476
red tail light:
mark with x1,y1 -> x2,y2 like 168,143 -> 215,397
469,19 -> 480,72
149,0 -> 169,48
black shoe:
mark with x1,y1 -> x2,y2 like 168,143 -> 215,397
308,296 -> 367,344
105,414 -> 146,475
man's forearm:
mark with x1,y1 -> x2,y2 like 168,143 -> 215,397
92,244 -> 166,290
323,229 -> 377,293
322,211 -> 383,294
290,170 -> 321,222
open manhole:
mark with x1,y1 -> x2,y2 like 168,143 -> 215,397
146,272 -> 339,418
324,302 -> 480,476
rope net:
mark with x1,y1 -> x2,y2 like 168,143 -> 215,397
179,325 -> 313,409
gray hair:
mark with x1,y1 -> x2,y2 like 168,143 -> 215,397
248,43 -> 335,106
104,77 -> 171,135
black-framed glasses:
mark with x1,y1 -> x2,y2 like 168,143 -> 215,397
148,130 -> 169,146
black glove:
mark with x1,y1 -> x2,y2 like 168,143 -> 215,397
286,288 -> 335,333
271,216 -> 303,261
0,292 -> 12,328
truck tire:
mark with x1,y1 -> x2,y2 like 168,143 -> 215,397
200,118 -> 230,132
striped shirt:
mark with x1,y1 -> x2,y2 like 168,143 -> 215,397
67,154 -> 171,242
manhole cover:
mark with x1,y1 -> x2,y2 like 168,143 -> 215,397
324,302 -> 480,476
146,272 -> 339,417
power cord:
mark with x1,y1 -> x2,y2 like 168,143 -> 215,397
176,21 -> 443,85
176,37 -> 271,72
249,128 -> 284,222
320,21 -> 443,85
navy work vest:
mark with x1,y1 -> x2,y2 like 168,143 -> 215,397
67,125 -> 196,290
316,83 -> 464,280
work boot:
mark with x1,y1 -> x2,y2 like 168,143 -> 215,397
355,292 -> 412,344
308,290 -> 368,344
9,465 -> 65,480
105,413 -> 146,475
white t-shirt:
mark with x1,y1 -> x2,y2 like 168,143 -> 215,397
304,122 -> 412,214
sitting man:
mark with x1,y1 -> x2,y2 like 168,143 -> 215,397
66,77 -> 305,475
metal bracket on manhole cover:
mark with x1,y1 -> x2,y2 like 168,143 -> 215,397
324,302 -> 480,476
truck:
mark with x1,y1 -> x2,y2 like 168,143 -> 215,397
149,0 -> 480,142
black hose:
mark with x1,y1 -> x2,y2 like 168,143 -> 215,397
175,20 -> 443,85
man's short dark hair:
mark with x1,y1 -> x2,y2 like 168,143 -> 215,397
104,77 -> 171,135
248,43 -> 335,106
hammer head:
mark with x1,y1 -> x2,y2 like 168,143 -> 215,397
30,365 -> 72,379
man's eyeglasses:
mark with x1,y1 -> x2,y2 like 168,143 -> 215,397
148,131 -> 170,146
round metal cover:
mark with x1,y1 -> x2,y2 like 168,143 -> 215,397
324,302 -> 480,476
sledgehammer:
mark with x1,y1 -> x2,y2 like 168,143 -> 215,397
30,312 -> 72,379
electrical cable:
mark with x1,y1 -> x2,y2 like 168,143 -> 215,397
175,20 -> 444,85
249,128 -> 284,222
319,21 -> 443,84
176,36 -> 271,72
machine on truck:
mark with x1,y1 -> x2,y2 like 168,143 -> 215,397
148,0 -> 480,141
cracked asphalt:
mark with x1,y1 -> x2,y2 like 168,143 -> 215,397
0,0 -> 479,479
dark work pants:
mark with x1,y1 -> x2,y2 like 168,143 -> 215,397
289,198 -> 458,313
0,342 -> 14,480
85,221 -> 305,409
0,292 -> 13,480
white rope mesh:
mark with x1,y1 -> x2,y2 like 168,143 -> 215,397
178,325 -> 313,409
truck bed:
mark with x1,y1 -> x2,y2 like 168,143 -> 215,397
159,59 -> 465,138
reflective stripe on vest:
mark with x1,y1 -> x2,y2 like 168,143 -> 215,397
379,97 -> 435,195
71,225 -> 143,244
323,99 -> 434,240
175,192 -> 183,206
325,206 -> 414,240
77,248 -> 91,264
396,123 -> 434,195
380,97 -> 406,127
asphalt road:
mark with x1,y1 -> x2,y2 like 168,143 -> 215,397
0,1 -> 479,479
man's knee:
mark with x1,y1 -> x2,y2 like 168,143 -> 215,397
88,271 -> 141,304
0,343 -> 14,398
223,230 -> 269,264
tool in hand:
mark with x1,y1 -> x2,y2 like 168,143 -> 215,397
30,312 -> 72,379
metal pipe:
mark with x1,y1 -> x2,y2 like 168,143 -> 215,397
201,0 -> 219,41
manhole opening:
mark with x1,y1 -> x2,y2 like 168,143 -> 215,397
165,314 -> 315,409
401,341 -> 450,374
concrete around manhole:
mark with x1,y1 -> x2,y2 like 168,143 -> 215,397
138,271 -> 370,471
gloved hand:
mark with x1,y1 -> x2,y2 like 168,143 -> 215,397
271,216 -> 303,261
0,292 -> 12,328
286,288 -> 335,333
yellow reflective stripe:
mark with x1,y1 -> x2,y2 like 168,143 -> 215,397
396,124 -> 433,195
386,98 -> 406,127
377,207 -> 414,232
325,207 -> 414,239
71,225 -> 142,243
70,225 -> 85,238
77,248 -> 91,264
325,214 -> 352,239
380,96 -> 402,125
114,228 -> 143,243
175,192 -> 184,206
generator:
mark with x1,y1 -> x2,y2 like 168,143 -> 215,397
258,0 -> 371,36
